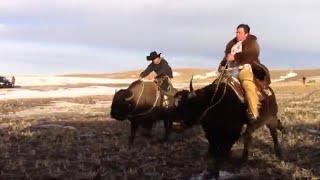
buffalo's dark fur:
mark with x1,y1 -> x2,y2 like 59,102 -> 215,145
173,77 -> 283,178
111,80 -> 173,145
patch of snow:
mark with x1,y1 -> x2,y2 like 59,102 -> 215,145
173,71 -> 180,77
0,86 -> 121,100
13,76 -> 135,87
193,71 -> 218,80
272,71 -> 298,82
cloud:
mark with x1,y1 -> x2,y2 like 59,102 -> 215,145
0,41 -> 134,74
1,0 -> 319,54
0,0 -> 319,74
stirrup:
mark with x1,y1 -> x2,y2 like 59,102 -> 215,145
162,95 -> 169,108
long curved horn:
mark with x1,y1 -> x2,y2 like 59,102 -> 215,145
189,75 -> 194,92
125,92 -> 134,101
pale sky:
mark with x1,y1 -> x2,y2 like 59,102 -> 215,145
0,0 -> 319,74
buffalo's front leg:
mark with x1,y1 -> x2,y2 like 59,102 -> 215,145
163,118 -> 172,141
267,124 -> 283,160
207,150 -> 223,179
141,121 -> 153,137
242,131 -> 252,162
129,121 -> 139,147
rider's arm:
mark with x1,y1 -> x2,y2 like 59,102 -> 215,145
139,63 -> 153,78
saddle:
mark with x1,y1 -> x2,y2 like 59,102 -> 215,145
154,75 -> 177,108
154,75 -> 177,97
213,73 -> 274,107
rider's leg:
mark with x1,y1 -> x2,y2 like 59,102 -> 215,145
239,64 -> 260,122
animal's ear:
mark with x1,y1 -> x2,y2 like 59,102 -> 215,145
125,91 -> 134,101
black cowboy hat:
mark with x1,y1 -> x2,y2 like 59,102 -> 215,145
146,51 -> 161,61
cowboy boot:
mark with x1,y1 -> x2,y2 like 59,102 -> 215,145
239,64 -> 261,124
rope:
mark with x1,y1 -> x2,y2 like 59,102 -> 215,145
210,64 -> 228,104
130,81 -> 145,113
200,76 -> 229,122
128,81 -> 160,118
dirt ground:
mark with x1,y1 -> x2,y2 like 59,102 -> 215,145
0,72 -> 319,179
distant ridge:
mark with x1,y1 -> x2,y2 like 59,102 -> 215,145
60,68 -> 320,82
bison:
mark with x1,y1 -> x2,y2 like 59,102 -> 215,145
110,79 -> 175,146
174,73 -> 284,178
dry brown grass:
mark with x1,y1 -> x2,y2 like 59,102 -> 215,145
61,68 -> 320,79
0,80 -> 319,179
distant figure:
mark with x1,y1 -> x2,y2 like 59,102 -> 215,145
11,76 -> 15,87
302,76 -> 306,85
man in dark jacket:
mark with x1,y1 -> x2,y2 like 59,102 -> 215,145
140,51 -> 173,79
140,51 -> 174,107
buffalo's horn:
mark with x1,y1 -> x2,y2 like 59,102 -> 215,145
189,75 -> 194,92
125,92 -> 134,101
188,91 -> 196,98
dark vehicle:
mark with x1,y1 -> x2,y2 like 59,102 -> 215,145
0,76 -> 13,88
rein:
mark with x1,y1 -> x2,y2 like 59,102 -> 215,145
200,76 -> 229,122
210,64 -> 228,104
200,64 -> 231,121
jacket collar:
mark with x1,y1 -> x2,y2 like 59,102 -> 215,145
231,34 -> 257,44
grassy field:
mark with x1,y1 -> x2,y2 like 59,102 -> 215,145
0,79 -> 319,179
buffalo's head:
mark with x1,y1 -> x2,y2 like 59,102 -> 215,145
173,76 -> 200,127
110,89 -> 135,120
